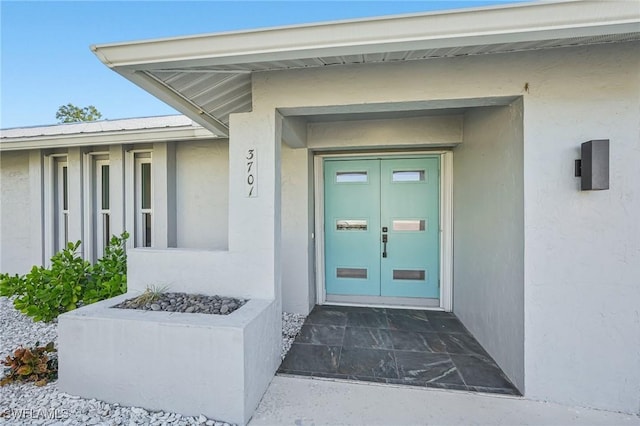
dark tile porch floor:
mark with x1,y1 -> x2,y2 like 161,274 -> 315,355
279,305 -> 520,395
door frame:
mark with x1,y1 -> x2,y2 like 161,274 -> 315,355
314,150 -> 453,311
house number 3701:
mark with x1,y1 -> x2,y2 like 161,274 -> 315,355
246,148 -> 257,197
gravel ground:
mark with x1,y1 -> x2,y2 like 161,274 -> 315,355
0,296 -> 305,425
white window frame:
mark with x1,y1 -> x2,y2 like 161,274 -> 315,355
95,159 -> 111,258
55,157 -> 69,253
134,153 -> 152,248
83,153 -> 111,262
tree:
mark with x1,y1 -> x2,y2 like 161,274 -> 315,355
56,104 -> 103,123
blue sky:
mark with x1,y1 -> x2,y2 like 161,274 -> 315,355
1,1 -> 526,128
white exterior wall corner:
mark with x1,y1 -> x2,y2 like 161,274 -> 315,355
251,41 -> 640,414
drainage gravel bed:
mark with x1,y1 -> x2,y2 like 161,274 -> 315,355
0,296 -> 305,425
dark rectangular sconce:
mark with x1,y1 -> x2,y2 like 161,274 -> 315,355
575,139 -> 609,190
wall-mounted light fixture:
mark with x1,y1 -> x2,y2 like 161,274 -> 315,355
575,139 -> 609,191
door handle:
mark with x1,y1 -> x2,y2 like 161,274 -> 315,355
382,233 -> 388,258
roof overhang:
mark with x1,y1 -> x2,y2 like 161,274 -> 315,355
91,0 -> 640,136
0,123 -> 220,152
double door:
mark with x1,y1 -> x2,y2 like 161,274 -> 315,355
324,157 -> 440,299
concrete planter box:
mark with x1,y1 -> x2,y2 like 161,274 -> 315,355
58,294 -> 281,425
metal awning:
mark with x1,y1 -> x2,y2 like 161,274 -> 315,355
92,1 -> 640,136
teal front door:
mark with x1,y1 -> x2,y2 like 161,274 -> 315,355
324,157 -> 440,299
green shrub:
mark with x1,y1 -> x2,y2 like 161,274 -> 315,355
0,232 -> 129,322
83,232 -> 129,304
0,342 -> 57,387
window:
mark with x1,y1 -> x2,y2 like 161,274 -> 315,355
392,170 -> 426,182
135,154 -> 152,247
336,171 -> 368,183
54,158 -> 69,252
392,219 -> 426,231
94,159 -> 110,259
336,219 -> 368,231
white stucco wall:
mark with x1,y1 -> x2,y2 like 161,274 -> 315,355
453,101 -> 525,391
251,41 -> 640,413
520,44 -> 640,413
175,140 -> 229,249
307,115 -> 463,149
281,143 -> 313,313
0,151 -> 32,274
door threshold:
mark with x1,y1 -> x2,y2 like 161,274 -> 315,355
324,294 -> 444,311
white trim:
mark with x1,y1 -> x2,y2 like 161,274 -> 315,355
314,156 -> 326,306
313,150 -> 454,311
83,153 -> 113,262
56,159 -> 69,253
43,155 -> 54,262
326,295 -> 440,309
124,151 -> 136,249
0,127 -> 219,152
82,153 -> 93,260
134,155 -> 153,248
440,151 -> 454,312
91,1 -> 639,70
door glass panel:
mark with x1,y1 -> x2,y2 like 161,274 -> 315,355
392,170 -> 425,182
392,219 -> 426,231
393,269 -> 426,280
337,268 -> 368,279
336,171 -> 367,183
336,219 -> 367,231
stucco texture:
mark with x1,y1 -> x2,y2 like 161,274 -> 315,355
0,151 -> 31,274
250,41 -> 640,414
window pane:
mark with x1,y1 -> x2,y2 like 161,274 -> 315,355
64,212 -> 69,245
337,268 -> 368,279
141,163 -> 151,209
101,165 -> 110,210
103,213 -> 110,248
336,219 -> 367,231
392,219 -> 426,231
62,166 -> 68,210
393,270 -> 426,280
336,171 -> 367,183
144,213 -> 152,247
392,170 -> 425,182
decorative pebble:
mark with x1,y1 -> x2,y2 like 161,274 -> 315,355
112,292 -> 247,316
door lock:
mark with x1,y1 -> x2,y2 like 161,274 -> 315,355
382,233 -> 388,258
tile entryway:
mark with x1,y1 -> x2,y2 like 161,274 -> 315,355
279,305 -> 520,395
